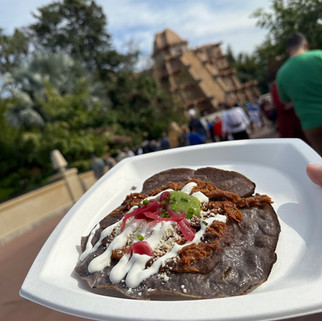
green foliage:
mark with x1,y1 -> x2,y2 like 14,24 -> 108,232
69,159 -> 91,172
252,0 -> 322,60
0,98 -> 51,200
40,85 -> 111,160
225,0 -> 322,94
0,0 -> 182,201
234,53 -> 260,83
251,0 -> 322,89
108,71 -> 181,144
0,28 -> 30,74
31,0 -> 110,64
3,51 -> 109,129
225,45 -> 235,66
29,0 -> 138,78
225,48 -> 268,93
0,83 -> 111,201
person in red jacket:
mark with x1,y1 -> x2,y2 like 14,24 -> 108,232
212,116 -> 227,141
270,80 -> 308,142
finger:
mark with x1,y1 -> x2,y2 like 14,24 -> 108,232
306,163 -> 322,187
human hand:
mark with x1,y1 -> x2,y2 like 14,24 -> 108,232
306,164 -> 322,186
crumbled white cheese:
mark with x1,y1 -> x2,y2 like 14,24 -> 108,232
157,272 -> 170,281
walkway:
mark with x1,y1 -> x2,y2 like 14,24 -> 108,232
0,214 -> 87,321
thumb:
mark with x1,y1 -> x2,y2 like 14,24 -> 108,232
306,163 -> 322,187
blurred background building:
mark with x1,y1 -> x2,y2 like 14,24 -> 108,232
152,29 -> 260,114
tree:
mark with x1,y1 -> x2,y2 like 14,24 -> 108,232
225,0 -> 322,93
0,0 -> 182,201
3,51 -> 108,128
252,0 -> 322,73
0,82 -> 111,201
0,96 -> 50,201
107,70 -> 181,144
29,0 -> 137,79
0,28 -> 30,74
225,45 -> 236,66
225,47 -> 267,93
40,84 -> 111,161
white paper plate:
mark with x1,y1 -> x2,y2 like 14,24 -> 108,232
20,138 -> 322,321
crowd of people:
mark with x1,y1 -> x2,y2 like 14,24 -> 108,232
90,96 -> 275,180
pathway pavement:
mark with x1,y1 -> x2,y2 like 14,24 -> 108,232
0,214 -> 87,321
1,126 -> 320,321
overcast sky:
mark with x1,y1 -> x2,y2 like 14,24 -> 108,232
0,0 -> 271,66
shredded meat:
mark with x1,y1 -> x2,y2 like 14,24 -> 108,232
222,201 -> 242,223
171,221 -> 228,273
149,182 -> 185,196
190,179 -> 217,194
206,189 -> 272,207
238,194 -> 273,207
177,243 -> 215,272
206,221 -> 228,239
149,179 -> 217,196
122,192 -> 148,209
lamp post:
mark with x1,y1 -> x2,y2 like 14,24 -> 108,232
50,149 -> 68,171
50,149 -> 76,203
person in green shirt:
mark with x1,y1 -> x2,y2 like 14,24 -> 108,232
276,32 -> 322,156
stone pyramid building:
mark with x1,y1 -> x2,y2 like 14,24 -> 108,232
152,29 -> 260,114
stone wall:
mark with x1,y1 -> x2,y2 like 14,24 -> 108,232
0,168 -> 97,244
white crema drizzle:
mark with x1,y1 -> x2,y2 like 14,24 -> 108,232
80,182 -> 227,288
